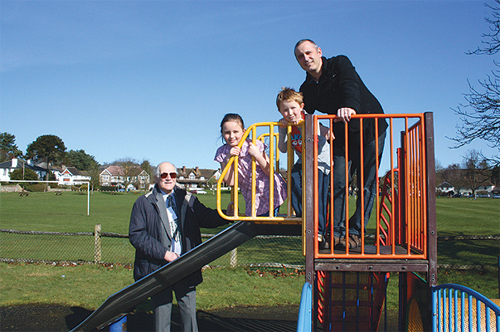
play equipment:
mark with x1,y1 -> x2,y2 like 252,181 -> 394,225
218,113 -> 499,331
432,284 -> 500,332
71,113 -> 499,331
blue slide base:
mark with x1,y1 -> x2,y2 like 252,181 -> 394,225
297,282 -> 312,332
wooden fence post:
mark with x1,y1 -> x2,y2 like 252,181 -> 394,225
230,248 -> 237,268
94,224 -> 102,264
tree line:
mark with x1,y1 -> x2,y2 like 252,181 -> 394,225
0,133 -> 154,190
436,149 -> 500,196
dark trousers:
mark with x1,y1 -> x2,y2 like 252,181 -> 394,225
333,131 -> 386,238
290,163 -> 329,236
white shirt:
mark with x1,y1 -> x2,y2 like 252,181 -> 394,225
161,191 -> 182,256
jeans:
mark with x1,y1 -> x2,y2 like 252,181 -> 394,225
333,131 -> 386,237
258,206 -> 281,217
290,163 -> 329,236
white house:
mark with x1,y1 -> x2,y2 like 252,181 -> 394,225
99,165 -> 150,190
0,158 -> 48,182
176,166 -> 217,190
436,182 -> 454,195
57,167 -> 91,186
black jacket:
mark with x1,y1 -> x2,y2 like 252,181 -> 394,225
129,184 -> 227,283
299,55 -> 387,149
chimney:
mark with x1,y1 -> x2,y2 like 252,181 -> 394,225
195,166 -> 199,174
183,166 -> 186,173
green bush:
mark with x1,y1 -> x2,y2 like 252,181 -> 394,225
99,186 -> 115,191
23,183 -> 49,192
9,169 -> 38,181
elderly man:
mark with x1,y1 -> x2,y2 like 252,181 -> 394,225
129,162 -> 228,332
294,39 -> 388,249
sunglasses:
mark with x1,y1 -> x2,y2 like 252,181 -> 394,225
160,172 -> 177,179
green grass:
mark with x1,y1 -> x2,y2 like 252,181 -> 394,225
0,191 -> 236,234
0,191 -> 498,313
0,263 -> 304,311
434,197 -> 500,236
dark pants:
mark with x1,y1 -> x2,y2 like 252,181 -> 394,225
290,163 -> 329,236
333,131 -> 386,238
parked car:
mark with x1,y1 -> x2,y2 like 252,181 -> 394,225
452,193 -> 462,198
477,194 -> 491,198
189,189 -> 207,194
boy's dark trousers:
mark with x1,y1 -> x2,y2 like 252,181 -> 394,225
290,163 -> 329,237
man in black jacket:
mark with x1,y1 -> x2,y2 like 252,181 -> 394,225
294,39 -> 388,249
129,161 -> 228,332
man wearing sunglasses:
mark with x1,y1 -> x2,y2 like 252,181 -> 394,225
129,161 -> 229,332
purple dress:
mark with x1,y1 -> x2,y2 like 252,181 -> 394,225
215,139 -> 287,216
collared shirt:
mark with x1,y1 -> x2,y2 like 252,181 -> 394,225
161,190 -> 182,255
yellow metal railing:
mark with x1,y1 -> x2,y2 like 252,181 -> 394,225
216,121 -> 302,224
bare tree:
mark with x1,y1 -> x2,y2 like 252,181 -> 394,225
450,0 -> 500,165
462,150 -> 491,196
114,158 -> 142,191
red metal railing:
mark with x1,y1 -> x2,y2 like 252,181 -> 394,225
313,113 -> 428,260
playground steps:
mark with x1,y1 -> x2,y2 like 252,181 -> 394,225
319,271 -> 389,332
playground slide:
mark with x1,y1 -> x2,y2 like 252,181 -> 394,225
71,220 -> 257,332
296,282 -> 312,332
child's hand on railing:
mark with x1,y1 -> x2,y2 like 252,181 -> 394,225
247,142 -> 260,158
229,146 -> 241,157
278,118 -> 288,127
226,201 -> 239,217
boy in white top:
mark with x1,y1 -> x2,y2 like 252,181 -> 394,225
276,87 -> 334,249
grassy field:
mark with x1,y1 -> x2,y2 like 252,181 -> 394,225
0,191 -> 499,313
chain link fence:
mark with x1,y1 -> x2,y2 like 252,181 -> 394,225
1,227 -> 498,272
0,227 -> 304,269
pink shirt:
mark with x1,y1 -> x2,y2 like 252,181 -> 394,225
215,139 -> 287,216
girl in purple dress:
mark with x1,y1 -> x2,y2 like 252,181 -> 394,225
214,113 -> 287,217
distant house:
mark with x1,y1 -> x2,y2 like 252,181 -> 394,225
57,167 -> 91,186
0,158 -> 49,182
436,182 -> 454,196
176,166 -> 217,191
99,165 -> 150,190
35,162 -> 62,179
476,184 -> 495,194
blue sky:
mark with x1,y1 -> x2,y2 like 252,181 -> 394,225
1,0 -> 498,173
